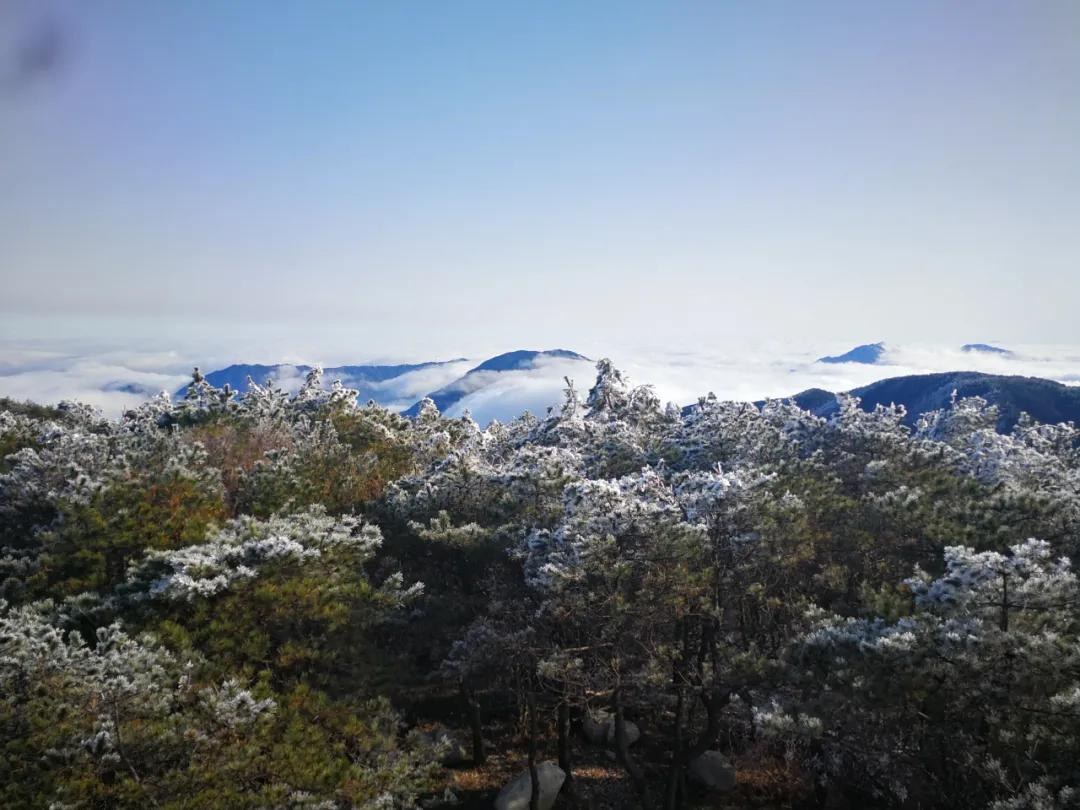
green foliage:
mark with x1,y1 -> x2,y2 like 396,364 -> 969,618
38,472 -> 226,597
3,362 -> 1080,809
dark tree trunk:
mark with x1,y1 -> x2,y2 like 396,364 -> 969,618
665,682 -> 688,810
104,547 -> 128,588
1000,571 -> 1010,632
665,620 -> 690,810
557,698 -> 578,805
687,686 -> 732,760
612,686 -> 646,797
528,685 -> 540,810
460,679 -> 485,765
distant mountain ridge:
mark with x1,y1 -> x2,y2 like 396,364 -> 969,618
468,349 -> 585,373
402,349 -> 589,416
962,343 -> 1013,356
817,341 -> 1017,364
817,342 -> 887,365
192,360 -> 464,392
785,371 -> 1080,432
185,350 -> 1077,432
182,350 -> 591,418
177,359 -> 466,402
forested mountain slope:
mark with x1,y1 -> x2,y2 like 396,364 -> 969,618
3,360 -> 1080,809
786,371 -> 1080,431
178,359 -> 466,403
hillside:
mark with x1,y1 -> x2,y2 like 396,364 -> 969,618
4,360 -> 1080,809
402,349 -> 589,416
184,351 -> 591,420
788,371 -> 1080,431
180,359 -> 465,399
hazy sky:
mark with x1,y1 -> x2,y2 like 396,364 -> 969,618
2,0 -> 1079,358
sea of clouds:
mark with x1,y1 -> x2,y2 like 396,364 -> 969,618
442,344 -> 1080,425
2,338 -> 1079,424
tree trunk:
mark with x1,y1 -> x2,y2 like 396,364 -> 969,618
665,682 -> 688,810
460,679 -> 485,765
1000,571 -> 1010,632
665,620 -> 690,810
104,547 -> 129,588
612,686 -> 646,797
557,698 -> 578,805
528,685 -> 540,810
687,686 -> 732,760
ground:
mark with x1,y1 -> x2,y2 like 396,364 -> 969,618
435,720 -> 815,808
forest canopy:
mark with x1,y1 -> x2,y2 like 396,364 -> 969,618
2,361 -> 1080,809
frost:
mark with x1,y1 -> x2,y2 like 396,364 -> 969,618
128,508 -> 383,601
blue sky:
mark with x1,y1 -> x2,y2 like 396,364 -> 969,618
2,0 -> 1079,358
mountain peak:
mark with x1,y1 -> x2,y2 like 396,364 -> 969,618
817,342 -> 887,365
962,343 -> 1013,356
468,349 -> 589,374
404,349 -> 591,417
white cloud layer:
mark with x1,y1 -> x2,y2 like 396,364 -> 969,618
348,361 -> 475,411
443,357 -> 594,424
0,348 -> 192,414
1,340 -> 1078,421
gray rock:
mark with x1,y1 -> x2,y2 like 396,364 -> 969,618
688,750 -> 736,792
420,787 -> 461,808
494,761 -> 566,810
604,719 -> 641,748
582,710 -> 640,748
582,710 -> 611,745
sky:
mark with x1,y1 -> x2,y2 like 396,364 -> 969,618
1,0 -> 1080,408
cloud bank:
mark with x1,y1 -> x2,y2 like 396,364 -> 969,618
1,340 -> 1078,421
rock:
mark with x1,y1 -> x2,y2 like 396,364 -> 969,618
423,726 -> 472,766
582,710 -> 611,745
494,761 -> 566,810
604,719 -> 641,748
688,750 -> 736,793
582,710 -> 640,748
421,787 -> 461,808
